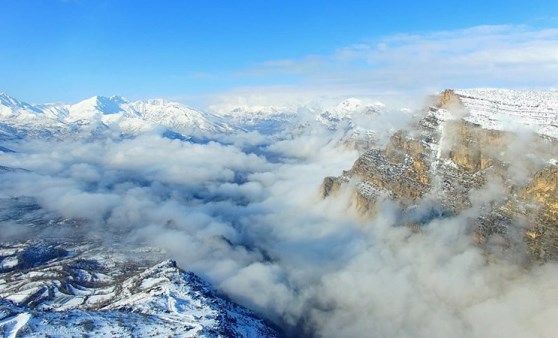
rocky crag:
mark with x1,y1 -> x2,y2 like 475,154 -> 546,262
322,89 -> 558,262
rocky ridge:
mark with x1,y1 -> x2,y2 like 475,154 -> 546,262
322,89 -> 558,261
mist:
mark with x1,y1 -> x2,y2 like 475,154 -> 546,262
0,115 -> 557,338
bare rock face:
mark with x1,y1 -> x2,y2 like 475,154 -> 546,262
446,120 -> 510,172
437,89 -> 461,108
320,176 -> 343,199
525,166 -> 558,259
322,89 -> 558,262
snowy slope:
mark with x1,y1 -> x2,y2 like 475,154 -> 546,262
0,242 -> 279,337
67,95 -> 130,122
316,98 -> 385,126
0,162 -> 280,336
212,97 -> 385,126
0,93 -> 64,127
210,97 -> 391,141
126,99 -> 230,134
455,89 -> 558,139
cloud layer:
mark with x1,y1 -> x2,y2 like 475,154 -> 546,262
1,119 -> 557,337
206,25 -> 558,109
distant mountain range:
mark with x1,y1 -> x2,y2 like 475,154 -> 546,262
0,93 -> 231,140
3,89 -> 556,143
0,92 -> 397,151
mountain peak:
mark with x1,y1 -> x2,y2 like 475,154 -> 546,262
71,95 -> 127,117
335,97 -> 363,112
0,93 -> 44,118
0,92 -> 24,108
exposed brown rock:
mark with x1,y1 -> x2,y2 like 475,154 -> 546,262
320,176 -> 342,198
519,165 -> 558,260
445,120 -> 510,172
437,89 -> 463,109
321,89 -> 558,262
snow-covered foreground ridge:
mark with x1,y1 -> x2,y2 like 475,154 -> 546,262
0,242 -> 280,337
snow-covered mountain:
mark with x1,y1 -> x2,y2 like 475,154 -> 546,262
0,92 -> 401,145
316,98 -> 385,128
0,93 -> 69,139
208,97 -> 396,150
67,95 -> 129,122
322,97 -> 385,119
125,98 -> 231,134
2,89 -> 557,143
212,97 -> 387,128
0,241 -> 279,337
0,93 -> 231,140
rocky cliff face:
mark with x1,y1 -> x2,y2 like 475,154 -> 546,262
322,89 -> 558,261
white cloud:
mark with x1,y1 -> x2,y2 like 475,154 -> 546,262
207,25 -> 558,109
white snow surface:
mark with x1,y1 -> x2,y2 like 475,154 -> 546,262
0,93 -> 230,138
0,312 -> 31,338
330,97 -> 385,118
0,242 -> 279,337
455,88 -> 558,139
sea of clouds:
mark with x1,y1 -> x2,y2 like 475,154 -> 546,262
0,110 -> 557,338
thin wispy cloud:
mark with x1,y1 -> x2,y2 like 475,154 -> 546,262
210,25 -> 558,108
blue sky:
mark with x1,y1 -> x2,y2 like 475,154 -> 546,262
1,0 -> 557,105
